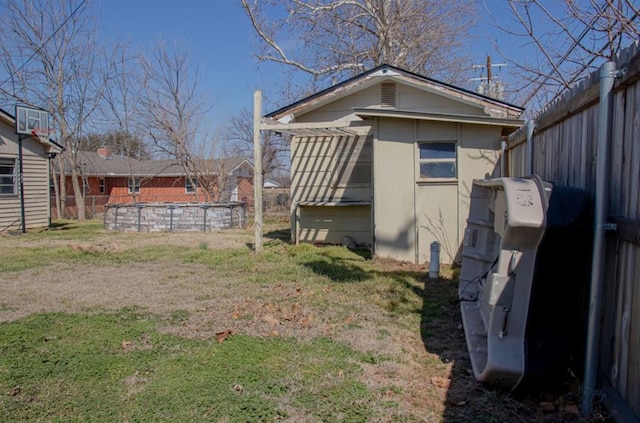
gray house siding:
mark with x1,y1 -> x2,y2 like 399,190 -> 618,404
0,117 -> 53,231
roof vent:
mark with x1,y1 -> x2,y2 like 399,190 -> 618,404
380,83 -> 396,108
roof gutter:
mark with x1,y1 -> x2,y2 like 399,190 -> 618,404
353,108 -> 524,128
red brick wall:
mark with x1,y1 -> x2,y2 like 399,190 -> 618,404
53,175 -> 253,218
237,177 -> 254,207
107,176 -> 205,203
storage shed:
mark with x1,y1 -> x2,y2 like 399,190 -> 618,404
261,65 -> 524,264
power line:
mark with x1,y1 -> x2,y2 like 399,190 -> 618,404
522,2 -> 608,105
0,0 -> 88,89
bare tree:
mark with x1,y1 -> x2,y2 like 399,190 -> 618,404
0,0 -> 105,221
137,39 -> 223,201
240,0 -> 477,87
488,0 -> 639,112
224,108 -> 289,178
98,43 -> 149,158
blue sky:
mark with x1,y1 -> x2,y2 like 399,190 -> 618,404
98,0 -> 265,124
95,0 -> 565,129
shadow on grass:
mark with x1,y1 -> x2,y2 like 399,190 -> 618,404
300,247 -> 374,282
264,228 -> 290,241
297,248 -> 603,422
48,224 -> 73,231
304,259 -> 370,282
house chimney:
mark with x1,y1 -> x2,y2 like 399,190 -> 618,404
97,147 -> 112,159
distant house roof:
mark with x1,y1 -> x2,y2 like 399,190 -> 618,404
65,150 -> 252,178
0,107 -> 64,153
264,178 -> 282,188
264,63 -> 524,125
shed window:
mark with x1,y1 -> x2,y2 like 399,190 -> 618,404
99,178 -> 105,194
418,142 -> 457,179
128,178 -> 140,194
0,158 -> 17,195
185,178 -> 198,193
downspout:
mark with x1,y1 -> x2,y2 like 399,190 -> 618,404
500,139 -> 508,177
414,120 -> 419,264
18,136 -> 26,233
581,61 -> 617,417
526,120 -> 535,175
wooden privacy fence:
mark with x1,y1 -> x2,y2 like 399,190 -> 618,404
507,42 -> 640,421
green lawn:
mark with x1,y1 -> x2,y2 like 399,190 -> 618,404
1,311 -> 373,422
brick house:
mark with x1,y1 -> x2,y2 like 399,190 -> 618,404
53,148 -> 254,218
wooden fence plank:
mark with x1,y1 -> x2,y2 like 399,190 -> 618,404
628,249 -> 640,414
579,109 -> 589,190
609,91 -> 626,215
599,236 -> 619,379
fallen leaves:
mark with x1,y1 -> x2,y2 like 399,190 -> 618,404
69,242 -> 120,253
430,376 -> 451,389
539,397 -> 581,414
215,329 -> 233,344
262,314 -> 280,326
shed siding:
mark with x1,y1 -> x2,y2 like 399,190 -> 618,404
374,118 -> 418,262
298,205 -> 371,244
300,82 -> 485,124
300,86 -> 379,123
290,134 -> 373,244
457,124 -> 502,248
376,119 -> 501,264
397,83 -> 485,116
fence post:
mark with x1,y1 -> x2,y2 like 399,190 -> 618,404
168,205 -> 176,232
136,204 -> 145,232
200,204 -> 210,231
582,61 -> 617,417
114,205 -> 120,231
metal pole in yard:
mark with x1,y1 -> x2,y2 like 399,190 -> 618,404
526,119 -> 535,175
17,136 -> 26,233
253,90 -> 263,253
582,61 -> 616,417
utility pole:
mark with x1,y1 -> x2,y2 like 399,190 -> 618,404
470,55 -> 507,100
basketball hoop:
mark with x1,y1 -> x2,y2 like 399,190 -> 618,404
31,128 -> 52,143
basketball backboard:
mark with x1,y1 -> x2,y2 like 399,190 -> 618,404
15,105 -> 49,135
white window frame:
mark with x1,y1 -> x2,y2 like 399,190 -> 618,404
417,141 -> 457,181
185,177 -> 198,193
0,157 -> 17,195
99,177 -> 105,194
128,178 -> 140,194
